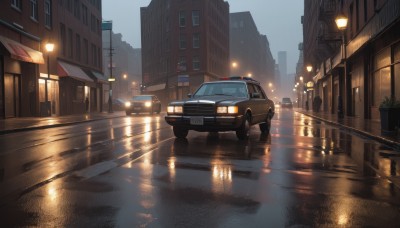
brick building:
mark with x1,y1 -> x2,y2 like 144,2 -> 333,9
140,0 -> 230,106
0,0 -> 105,118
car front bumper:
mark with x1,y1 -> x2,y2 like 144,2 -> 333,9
165,115 -> 244,131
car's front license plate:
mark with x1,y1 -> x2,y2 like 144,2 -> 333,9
133,107 -> 141,110
190,116 -> 204,125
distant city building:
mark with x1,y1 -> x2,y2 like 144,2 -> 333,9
278,51 -> 288,97
0,0 -> 105,118
102,32 -> 141,99
229,11 -> 275,89
140,0 -> 230,105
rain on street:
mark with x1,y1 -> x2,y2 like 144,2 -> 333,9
0,108 -> 400,227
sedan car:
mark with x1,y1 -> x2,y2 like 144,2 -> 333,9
165,76 -> 275,140
281,97 -> 293,109
125,95 -> 161,115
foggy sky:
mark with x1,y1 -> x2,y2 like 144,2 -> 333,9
102,0 -> 304,74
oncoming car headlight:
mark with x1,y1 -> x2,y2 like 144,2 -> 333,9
167,105 -> 183,114
144,101 -> 152,107
217,106 -> 238,114
125,102 -> 131,107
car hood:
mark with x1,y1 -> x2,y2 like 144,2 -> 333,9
169,96 -> 247,106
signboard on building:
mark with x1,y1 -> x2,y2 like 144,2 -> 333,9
178,75 -> 189,87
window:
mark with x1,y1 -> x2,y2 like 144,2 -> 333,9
193,33 -> 200,48
91,44 -> 97,66
179,34 -> 186,49
192,10 -> 199,26
178,56 -> 187,72
192,56 -> 200,70
91,14 -> 96,32
83,39 -> 88,64
67,0 -> 72,12
44,0 -> 52,28
364,0 -> 368,22
179,11 -> 186,27
74,0 -> 80,19
11,0 -> 22,10
60,23 -> 66,56
82,4 -> 88,25
68,28 -> 73,58
30,0 -> 38,21
76,34 -> 81,61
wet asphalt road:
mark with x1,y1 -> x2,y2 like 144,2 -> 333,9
0,108 -> 400,227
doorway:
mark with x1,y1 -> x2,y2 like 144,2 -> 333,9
4,74 -> 20,118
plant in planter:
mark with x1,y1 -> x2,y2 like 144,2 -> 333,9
379,96 -> 400,134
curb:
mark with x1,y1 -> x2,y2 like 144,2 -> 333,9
0,114 -> 125,135
296,111 -> 400,151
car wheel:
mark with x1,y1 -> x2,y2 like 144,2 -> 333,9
157,105 -> 161,114
173,126 -> 188,138
236,114 -> 251,140
259,112 -> 272,133
125,110 -> 131,115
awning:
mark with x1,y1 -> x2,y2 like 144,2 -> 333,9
57,61 -> 94,84
0,35 -> 44,64
91,71 -> 108,84
146,83 -> 166,92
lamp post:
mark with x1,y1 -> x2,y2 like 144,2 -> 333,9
335,13 -> 348,118
45,42 -> 54,116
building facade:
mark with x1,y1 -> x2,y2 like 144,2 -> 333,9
0,0 -> 105,118
230,12 -> 275,91
302,0 -> 400,121
140,0 -> 230,106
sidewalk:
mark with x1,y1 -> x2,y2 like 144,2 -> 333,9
295,108 -> 400,151
0,111 -> 125,135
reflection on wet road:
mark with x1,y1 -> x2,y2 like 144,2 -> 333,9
0,110 -> 399,227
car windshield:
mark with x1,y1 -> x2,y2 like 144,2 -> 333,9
132,96 -> 152,101
193,82 -> 248,98
282,98 -> 292,103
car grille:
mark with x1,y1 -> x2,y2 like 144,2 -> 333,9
184,103 -> 215,116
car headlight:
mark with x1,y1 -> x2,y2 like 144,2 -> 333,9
217,106 -> 238,114
144,101 -> 152,107
167,105 -> 183,114
125,102 -> 131,107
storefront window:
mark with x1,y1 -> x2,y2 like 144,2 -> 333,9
373,67 -> 391,106
39,79 -> 46,102
395,43 -> 400,102
373,47 -> 391,106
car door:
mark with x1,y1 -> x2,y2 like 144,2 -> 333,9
252,84 -> 269,122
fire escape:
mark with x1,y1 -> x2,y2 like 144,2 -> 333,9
316,0 -> 342,63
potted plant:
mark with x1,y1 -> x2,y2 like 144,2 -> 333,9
379,96 -> 400,134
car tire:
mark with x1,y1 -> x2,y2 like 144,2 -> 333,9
236,114 -> 251,140
173,126 -> 188,138
157,105 -> 161,114
259,112 -> 272,133
126,110 -> 131,115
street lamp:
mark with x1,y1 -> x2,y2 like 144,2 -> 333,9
306,65 -> 313,72
45,42 -> 54,116
335,13 -> 348,118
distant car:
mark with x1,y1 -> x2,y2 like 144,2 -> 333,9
165,76 -> 275,140
125,95 -> 161,115
281,97 -> 293,109
112,98 -> 126,111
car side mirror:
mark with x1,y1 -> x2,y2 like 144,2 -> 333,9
251,92 -> 260,98
187,93 -> 192,98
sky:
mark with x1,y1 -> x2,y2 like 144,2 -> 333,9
102,0 -> 304,74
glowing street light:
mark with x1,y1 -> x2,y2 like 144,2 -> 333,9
306,65 -> 313,72
335,14 -> 348,30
